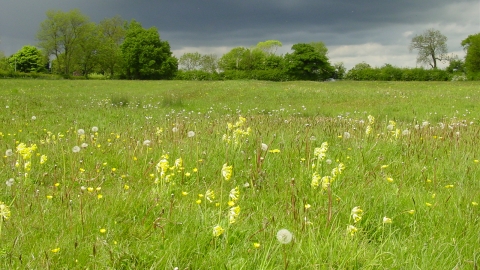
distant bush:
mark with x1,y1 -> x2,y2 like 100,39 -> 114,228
0,70 -> 62,79
220,70 -> 289,81
175,70 -> 222,81
345,65 -> 451,81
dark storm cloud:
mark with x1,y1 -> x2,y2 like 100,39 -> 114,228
0,0 -> 478,68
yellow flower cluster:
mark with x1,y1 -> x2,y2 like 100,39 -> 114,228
221,163 -> 233,181
366,115 -> 375,135
0,201 -> 11,220
222,116 -> 251,145
16,143 -> 37,160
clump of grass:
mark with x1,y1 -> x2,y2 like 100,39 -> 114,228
110,95 -> 130,107
161,93 -> 184,108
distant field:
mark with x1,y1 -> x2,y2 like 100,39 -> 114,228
0,79 -> 479,269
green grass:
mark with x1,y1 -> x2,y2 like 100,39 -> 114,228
0,79 -> 479,269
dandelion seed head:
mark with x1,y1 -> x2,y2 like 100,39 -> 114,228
6,178 -> 14,187
261,143 -> 268,151
143,140 -> 151,146
72,146 -> 81,153
91,126 -> 99,132
187,131 -> 195,137
276,229 -> 293,244
5,149 -> 13,157
77,129 -> 85,135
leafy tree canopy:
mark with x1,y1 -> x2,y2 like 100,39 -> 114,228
284,43 -> 334,80
255,40 -> 282,55
36,9 -> 91,75
461,33 -> 480,73
121,20 -> 177,79
9,45 -> 45,73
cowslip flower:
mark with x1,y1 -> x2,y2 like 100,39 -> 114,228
383,216 -> 392,224
221,163 -> 233,181
0,201 -> 11,220
213,225 -> 224,237
276,229 -> 293,244
205,189 -> 215,203
347,225 -> 358,236
40,155 -> 47,164
229,205 -> 241,224
229,186 -> 240,202
351,206 -> 363,223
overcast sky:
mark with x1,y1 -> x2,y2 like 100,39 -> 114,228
1,0 -> 478,69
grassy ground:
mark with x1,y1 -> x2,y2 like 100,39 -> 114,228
0,79 -> 479,269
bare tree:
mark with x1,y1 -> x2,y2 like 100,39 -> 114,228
410,28 -> 448,69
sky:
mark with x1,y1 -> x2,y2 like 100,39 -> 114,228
0,0 -> 479,70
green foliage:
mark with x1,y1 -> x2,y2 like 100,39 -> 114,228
445,57 -> 465,74
409,28 -> 448,69
255,40 -> 282,55
218,47 -> 267,71
461,33 -> 480,74
0,51 -> 10,71
284,43 -> 334,81
37,9 -> 91,75
178,52 -> 202,71
175,70 -> 221,80
121,20 -> 177,79
345,64 -> 451,81
96,16 -> 126,78
8,45 -> 46,73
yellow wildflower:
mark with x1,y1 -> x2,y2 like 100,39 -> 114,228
213,225 -> 224,237
221,163 -> 233,181
0,201 -> 11,220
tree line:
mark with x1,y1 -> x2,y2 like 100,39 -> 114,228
0,9 -> 479,81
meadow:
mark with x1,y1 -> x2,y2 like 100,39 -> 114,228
0,79 -> 479,269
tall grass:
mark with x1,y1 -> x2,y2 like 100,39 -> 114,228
0,80 -> 479,269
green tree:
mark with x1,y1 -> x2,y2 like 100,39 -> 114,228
97,16 -> 126,78
219,47 -> 266,71
179,52 -> 202,71
199,54 -> 218,73
256,40 -> 282,55
461,33 -> 480,73
36,9 -> 91,75
76,22 -> 101,77
333,62 -> 346,79
218,47 -> 249,71
0,51 -> 10,71
445,56 -> 465,74
121,20 -> 177,79
309,42 -> 329,58
409,28 -> 448,69
284,43 -> 334,80
8,45 -> 45,73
